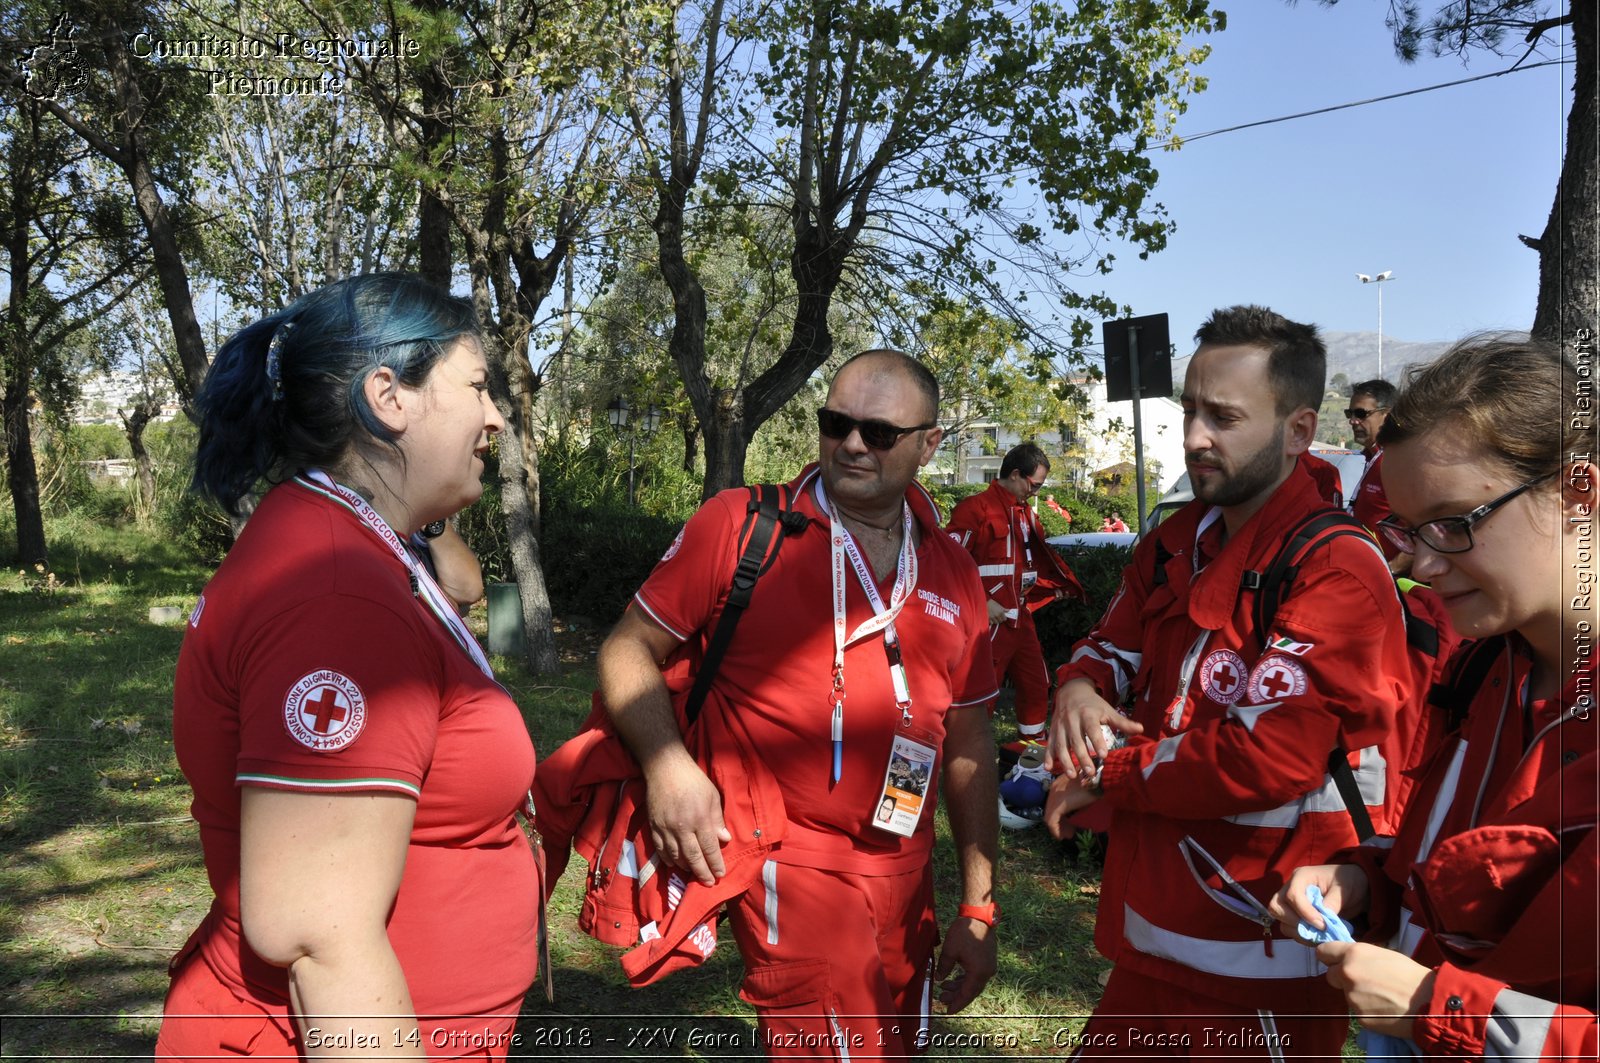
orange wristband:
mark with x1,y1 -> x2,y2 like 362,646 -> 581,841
957,902 -> 999,927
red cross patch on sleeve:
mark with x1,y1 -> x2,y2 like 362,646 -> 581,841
283,670 -> 368,751
1246,655 -> 1307,704
1199,649 -> 1247,705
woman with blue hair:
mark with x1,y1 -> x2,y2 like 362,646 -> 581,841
157,274 -> 539,1059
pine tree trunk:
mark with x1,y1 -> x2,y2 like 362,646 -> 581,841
3,371 -> 46,567
1530,1 -> 1597,349
104,25 -> 209,403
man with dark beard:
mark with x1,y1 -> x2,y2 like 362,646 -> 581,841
1041,306 -> 1421,1060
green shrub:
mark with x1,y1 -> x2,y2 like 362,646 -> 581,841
461,437 -> 686,624
925,480 -> 985,518
147,420 -> 232,564
1034,542 -> 1131,671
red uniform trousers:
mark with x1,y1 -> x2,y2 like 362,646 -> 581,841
989,609 -> 1051,736
728,862 -> 937,1060
1071,966 -> 1347,1061
156,949 -> 515,1062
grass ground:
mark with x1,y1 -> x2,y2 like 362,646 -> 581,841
0,517 -> 1108,1060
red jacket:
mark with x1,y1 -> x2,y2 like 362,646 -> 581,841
946,480 -> 1084,623
1058,459 -> 1423,1011
532,692 -> 789,987
1351,639 -> 1597,1060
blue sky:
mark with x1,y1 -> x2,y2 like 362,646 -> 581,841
1076,0 -> 1572,352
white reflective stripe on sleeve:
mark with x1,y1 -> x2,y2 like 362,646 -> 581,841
976,563 -> 1012,577
1141,733 -> 1185,780
1223,799 -> 1303,830
1303,745 -> 1388,813
1486,987 -> 1558,1061
1223,747 -> 1389,829
1123,904 -> 1325,980
762,859 -> 780,945
1069,642 -> 1142,702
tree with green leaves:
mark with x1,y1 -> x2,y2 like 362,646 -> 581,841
1,90 -> 150,564
319,0 -> 629,672
614,0 -> 1222,497
1312,0 -> 1593,346
1,1 -> 216,404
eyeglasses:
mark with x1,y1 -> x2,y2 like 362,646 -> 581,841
816,408 -> 934,451
1377,472 -> 1557,555
1343,407 -> 1387,421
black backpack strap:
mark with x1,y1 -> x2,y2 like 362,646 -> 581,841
1151,539 -> 1174,588
683,484 -> 800,726
1428,635 -> 1507,732
1246,510 -> 1383,842
1326,746 -> 1377,843
1247,510 -> 1375,641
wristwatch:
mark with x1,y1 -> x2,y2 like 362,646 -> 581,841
957,901 -> 1000,927
421,519 -> 448,539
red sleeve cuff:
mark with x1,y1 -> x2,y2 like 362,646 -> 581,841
1412,962 -> 1502,1057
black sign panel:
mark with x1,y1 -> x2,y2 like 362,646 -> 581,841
1102,313 -> 1173,402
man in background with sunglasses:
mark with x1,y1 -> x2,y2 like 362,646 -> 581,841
1346,379 -> 1403,567
947,443 -> 1085,748
597,348 -> 1000,1057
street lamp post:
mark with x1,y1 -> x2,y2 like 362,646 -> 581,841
1356,270 -> 1395,379
606,397 -> 663,505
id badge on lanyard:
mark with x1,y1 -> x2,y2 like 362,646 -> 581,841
828,497 -> 932,837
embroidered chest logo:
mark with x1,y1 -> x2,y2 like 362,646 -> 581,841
1199,649 -> 1247,705
283,670 -> 367,751
1248,655 -> 1307,704
916,587 -> 961,625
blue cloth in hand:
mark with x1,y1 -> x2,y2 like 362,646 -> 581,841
1296,885 -> 1421,1060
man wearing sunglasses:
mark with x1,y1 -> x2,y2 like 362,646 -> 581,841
596,349 -> 1000,1057
947,443 -> 1085,747
1346,379 -> 1402,564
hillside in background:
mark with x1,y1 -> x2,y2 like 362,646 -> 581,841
1321,331 -> 1455,387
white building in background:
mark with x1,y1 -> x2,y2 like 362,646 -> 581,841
74,372 -> 180,426
930,378 -> 1186,499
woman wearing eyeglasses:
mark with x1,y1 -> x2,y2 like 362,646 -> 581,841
1269,335 -> 1596,1060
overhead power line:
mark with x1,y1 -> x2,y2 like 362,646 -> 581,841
1169,57 -> 1568,148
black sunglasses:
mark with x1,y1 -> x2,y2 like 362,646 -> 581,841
1376,472 -> 1557,555
816,408 -> 935,451
1343,407 -> 1387,421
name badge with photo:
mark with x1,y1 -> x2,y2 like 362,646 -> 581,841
872,732 -> 938,838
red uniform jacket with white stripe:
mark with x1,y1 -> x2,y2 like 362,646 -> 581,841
1350,639 -> 1597,1061
946,480 -> 1084,624
1057,458 -> 1422,1012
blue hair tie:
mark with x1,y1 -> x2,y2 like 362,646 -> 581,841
265,321 -> 293,401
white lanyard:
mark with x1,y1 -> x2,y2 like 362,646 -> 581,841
1017,504 -> 1035,569
297,471 -> 495,679
826,494 -> 917,782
